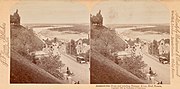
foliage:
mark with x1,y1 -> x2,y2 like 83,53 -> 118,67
126,38 -> 141,47
92,28 -> 126,59
82,38 -> 90,45
37,56 -> 65,80
91,25 -> 146,80
11,25 -> 44,59
66,39 -> 77,55
148,40 -> 159,55
117,56 -> 147,80
91,50 -> 145,84
136,38 -> 140,43
165,39 -> 170,44
126,39 -> 135,47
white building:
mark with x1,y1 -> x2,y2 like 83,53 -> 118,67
76,39 -> 83,55
134,42 -> 143,56
76,39 -> 90,55
158,39 -> 165,55
158,39 -> 170,55
164,43 -> 170,54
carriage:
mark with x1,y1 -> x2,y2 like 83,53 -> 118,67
159,56 -> 169,64
76,56 -> 87,64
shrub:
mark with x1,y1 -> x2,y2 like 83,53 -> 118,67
118,56 -> 147,80
37,56 -> 65,80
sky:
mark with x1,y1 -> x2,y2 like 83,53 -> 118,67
10,0 -> 170,24
11,1 -> 89,24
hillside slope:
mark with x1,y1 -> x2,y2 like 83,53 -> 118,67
11,25 -> 43,55
90,50 -> 146,84
10,49 -> 64,83
91,25 -> 127,54
10,25 -> 63,83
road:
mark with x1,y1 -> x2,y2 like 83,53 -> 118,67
60,53 -> 90,84
142,52 -> 170,84
115,26 -> 170,84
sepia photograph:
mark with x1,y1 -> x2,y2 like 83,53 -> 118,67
0,0 -> 180,89
90,0 -> 170,84
2,0 -> 180,89
10,1 -> 90,84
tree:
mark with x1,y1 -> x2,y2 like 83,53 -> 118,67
118,56 -> 147,80
136,38 -> 140,43
148,43 -> 153,54
54,37 -> 57,43
99,30 -> 115,48
152,40 -> 158,55
85,50 -> 90,62
66,39 -> 77,55
127,39 -> 134,47
37,56 -> 65,80
165,39 -> 170,44
66,43 -> 70,54
71,39 -> 77,55
149,40 -> 159,55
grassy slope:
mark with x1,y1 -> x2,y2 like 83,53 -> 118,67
10,49 -> 64,83
90,50 -> 146,84
91,25 -> 127,55
10,25 -> 63,83
11,25 -> 43,53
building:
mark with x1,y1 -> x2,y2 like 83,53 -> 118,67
76,39 -> 83,55
164,43 -> 170,54
90,10 -> 103,26
10,9 -> 21,25
158,39 -> 170,55
76,39 -> 90,55
134,42 -> 143,56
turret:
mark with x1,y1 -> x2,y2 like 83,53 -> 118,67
10,9 -> 21,25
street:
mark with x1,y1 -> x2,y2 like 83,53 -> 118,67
60,53 -> 90,84
142,52 -> 170,84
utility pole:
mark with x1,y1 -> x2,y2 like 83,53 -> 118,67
70,41 -> 71,54
152,43 -> 153,55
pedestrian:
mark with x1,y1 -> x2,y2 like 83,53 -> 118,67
149,67 -> 153,75
67,67 -> 70,75
77,81 -> 80,84
67,67 -> 69,71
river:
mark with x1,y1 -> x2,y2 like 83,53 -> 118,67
32,25 -> 88,42
115,25 -> 169,42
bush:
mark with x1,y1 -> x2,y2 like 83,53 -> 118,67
37,56 -> 65,80
117,56 -> 147,80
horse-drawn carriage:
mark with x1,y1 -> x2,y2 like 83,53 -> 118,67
159,56 -> 169,64
76,56 -> 87,64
